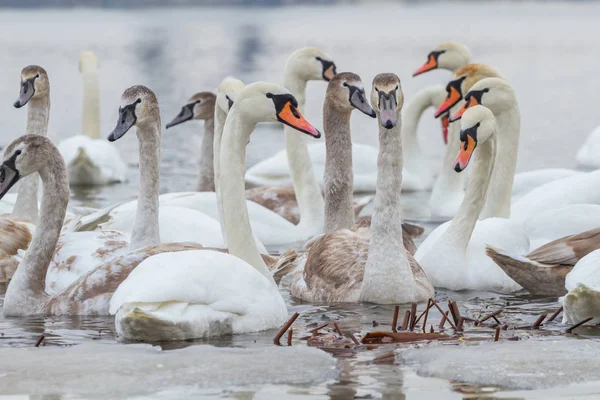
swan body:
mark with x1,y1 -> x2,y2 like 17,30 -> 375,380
576,125 -> 600,169
111,82 -> 321,340
109,250 -> 287,341
291,73 -> 433,303
512,168 -> 582,200
416,106 -> 528,293
562,249 -> 600,324
57,52 -> 127,186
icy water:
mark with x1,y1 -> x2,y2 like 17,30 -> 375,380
1,2 -> 600,398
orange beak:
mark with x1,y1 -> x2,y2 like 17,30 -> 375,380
450,96 -> 479,122
277,101 -> 321,138
413,54 -> 438,77
435,86 -> 462,118
323,65 -> 336,81
454,135 -> 477,172
441,114 -> 449,144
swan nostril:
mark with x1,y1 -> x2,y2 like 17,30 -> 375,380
385,120 -> 393,129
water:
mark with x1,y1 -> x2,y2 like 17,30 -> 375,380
1,2 -> 600,398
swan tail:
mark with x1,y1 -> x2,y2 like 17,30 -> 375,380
74,203 -> 123,232
271,249 -> 298,285
485,245 -> 570,296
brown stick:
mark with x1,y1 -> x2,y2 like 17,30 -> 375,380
423,299 -> 433,333
430,325 -> 434,334
566,317 -> 594,334
547,306 -> 563,322
456,317 -> 465,332
409,302 -> 417,331
350,334 -> 361,346
494,327 -> 500,342
333,322 -> 344,336
392,305 -> 400,333
309,323 -> 328,334
433,301 -> 456,330
477,309 -> 503,325
287,328 -> 293,346
401,310 -> 410,331
532,313 -> 547,329
273,312 -> 299,346
34,334 -> 45,347
439,311 -> 449,330
414,299 -> 434,326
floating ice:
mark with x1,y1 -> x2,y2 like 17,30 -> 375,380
0,343 -> 338,397
399,339 -> 600,390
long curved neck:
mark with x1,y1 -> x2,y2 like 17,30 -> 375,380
4,149 -> 69,316
81,70 -> 100,139
213,106 -> 227,244
439,136 -> 496,250
220,110 -> 274,283
284,72 -> 325,236
402,85 -> 445,175
429,101 -> 466,215
323,103 -> 354,233
360,117 -> 416,303
130,122 -> 161,250
480,105 -> 520,219
196,118 -> 215,192
12,96 -> 50,224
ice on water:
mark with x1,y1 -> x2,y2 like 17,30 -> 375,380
0,343 -> 338,397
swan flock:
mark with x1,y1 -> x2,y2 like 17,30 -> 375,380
1,41 -> 599,343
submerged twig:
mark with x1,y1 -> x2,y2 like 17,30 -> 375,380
532,313 -> 547,329
34,334 -> 45,347
566,317 -> 594,334
477,309 -> 503,325
274,312 -> 300,346
410,303 -> 417,331
548,306 -> 563,322
401,310 -> 410,331
287,328 -> 293,346
392,306 -> 400,333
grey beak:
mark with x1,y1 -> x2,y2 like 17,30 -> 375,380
0,164 -> 20,199
108,104 -> 137,142
350,89 -> 376,118
378,92 -> 398,128
166,103 -> 195,129
14,79 -> 35,108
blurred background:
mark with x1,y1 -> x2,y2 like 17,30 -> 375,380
0,0 -> 597,207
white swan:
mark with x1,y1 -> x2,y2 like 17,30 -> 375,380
57,51 -> 127,186
109,82 -> 322,341
290,73 -> 433,303
576,125 -> 600,169
415,106 -> 529,293
561,249 -> 600,324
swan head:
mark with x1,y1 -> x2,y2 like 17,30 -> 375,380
216,77 -> 245,114
371,73 -> 404,129
79,51 -> 99,74
434,63 -> 503,118
450,78 -> 514,122
285,47 -> 337,82
326,72 -> 376,118
109,85 -> 160,142
455,105 -> 496,172
233,82 -> 321,138
13,65 -> 49,108
165,92 -> 216,129
413,41 -> 472,77
0,135 -> 59,198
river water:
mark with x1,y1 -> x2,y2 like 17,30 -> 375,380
0,2 -> 600,398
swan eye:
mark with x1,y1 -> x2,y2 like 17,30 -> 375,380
265,93 -> 273,99
136,98 -> 142,104
315,56 -> 322,61
35,74 -> 39,78
15,150 -> 21,156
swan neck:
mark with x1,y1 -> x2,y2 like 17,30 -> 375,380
3,149 -> 68,315
323,103 -> 354,233
130,122 -> 161,250
284,73 -> 324,235
284,72 -> 307,109
26,96 -> 50,136
213,106 -> 227,243
360,118 -> 417,302
81,70 -> 101,139
442,136 -> 496,249
480,105 -> 520,219
196,117 -> 215,192
220,111 -> 274,282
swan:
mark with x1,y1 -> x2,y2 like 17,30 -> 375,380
289,73 -> 433,303
109,82 -> 323,341
576,125 -> 600,169
165,91 -> 217,192
413,41 -> 473,78
108,79 -> 306,248
56,51 -> 127,186
415,105 -> 529,293
561,249 -> 600,324
486,227 -> 600,296
429,63 -> 503,218
0,90 -> 300,318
